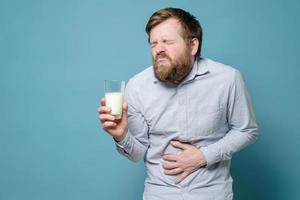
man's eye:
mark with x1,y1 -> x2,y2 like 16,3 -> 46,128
150,42 -> 157,48
164,40 -> 174,45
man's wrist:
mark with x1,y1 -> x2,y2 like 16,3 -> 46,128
113,129 -> 128,143
197,149 -> 207,168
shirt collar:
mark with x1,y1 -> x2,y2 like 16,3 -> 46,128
180,58 -> 210,85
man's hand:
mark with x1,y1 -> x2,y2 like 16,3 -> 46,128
162,141 -> 207,184
98,98 -> 128,142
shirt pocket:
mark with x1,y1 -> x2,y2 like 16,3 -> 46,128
190,104 -> 222,137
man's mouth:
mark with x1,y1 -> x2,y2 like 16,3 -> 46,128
157,58 -> 168,62
156,56 -> 170,65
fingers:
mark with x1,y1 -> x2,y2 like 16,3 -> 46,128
163,162 -> 182,175
98,98 -> 115,125
98,98 -> 110,114
99,113 -> 115,123
162,154 -> 178,162
101,98 -> 106,106
164,167 -> 182,175
163,162 -> 179,170
98,105 -> 115,124
102,121 -> 117,129
170,141 -> 188,150
98,105 -> 111,114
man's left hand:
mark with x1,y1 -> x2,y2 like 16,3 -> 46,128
162,141 -> 207,184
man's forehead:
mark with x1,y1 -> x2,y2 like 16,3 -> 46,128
149,18 -> 184,40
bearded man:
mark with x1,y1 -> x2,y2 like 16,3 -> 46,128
98,7 -> 258,200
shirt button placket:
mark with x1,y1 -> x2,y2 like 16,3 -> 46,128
180,187 -> 188,200
177,86 -> 187,139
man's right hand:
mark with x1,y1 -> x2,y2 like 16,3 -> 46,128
98,98 -> 128,142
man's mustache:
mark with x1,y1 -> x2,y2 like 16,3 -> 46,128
155,53 -> 171,62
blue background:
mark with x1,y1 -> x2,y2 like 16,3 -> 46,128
1,0 -> 299,199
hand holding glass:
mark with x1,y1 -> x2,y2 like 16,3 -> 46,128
104,80 -> 125,119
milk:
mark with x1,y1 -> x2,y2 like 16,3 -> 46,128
105,92 -> 123,119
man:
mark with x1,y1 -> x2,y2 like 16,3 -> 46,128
98,7 -> 258,200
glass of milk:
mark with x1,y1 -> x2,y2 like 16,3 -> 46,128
104,80 -> 125,119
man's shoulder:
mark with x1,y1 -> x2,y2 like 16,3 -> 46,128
201,58 -> 244,86
126,66 -> 154,92
128,66 -> 154,84
203,58 -> 239,75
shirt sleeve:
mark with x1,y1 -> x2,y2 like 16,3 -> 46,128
200,70 -> 259,167
115,79 -> 149,162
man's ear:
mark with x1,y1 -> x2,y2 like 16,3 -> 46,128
190,38 -> 199,56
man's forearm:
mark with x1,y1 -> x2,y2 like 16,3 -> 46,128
115,130 -> 148,162
200,126 -> 258,167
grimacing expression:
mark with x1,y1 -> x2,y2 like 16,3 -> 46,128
152,46 -> 192,84
149,18 -> 195,84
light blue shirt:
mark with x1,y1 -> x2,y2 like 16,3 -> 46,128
116,58 -> 258,200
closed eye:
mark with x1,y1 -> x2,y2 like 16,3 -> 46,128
163,40 -> 175,45
150,41 -> 158,48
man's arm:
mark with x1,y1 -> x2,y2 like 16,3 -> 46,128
200,69 -> 259,167
114,79 -> 149,162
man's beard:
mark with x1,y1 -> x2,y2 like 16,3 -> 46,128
153,49 -> 193,84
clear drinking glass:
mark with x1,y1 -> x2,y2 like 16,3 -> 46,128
104,80 -> 125,119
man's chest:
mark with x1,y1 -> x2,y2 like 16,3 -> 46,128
140,80 -> 229,139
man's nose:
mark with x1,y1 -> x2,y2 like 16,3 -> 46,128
154,43 -> 166,55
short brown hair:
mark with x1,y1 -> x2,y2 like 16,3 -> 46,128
145,7 -> 203,59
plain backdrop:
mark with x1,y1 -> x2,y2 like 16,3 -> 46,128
1,0 -> 299,199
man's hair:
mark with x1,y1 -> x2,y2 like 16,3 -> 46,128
145,7 -> 203,59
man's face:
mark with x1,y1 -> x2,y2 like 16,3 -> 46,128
149,18 -> 195,84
